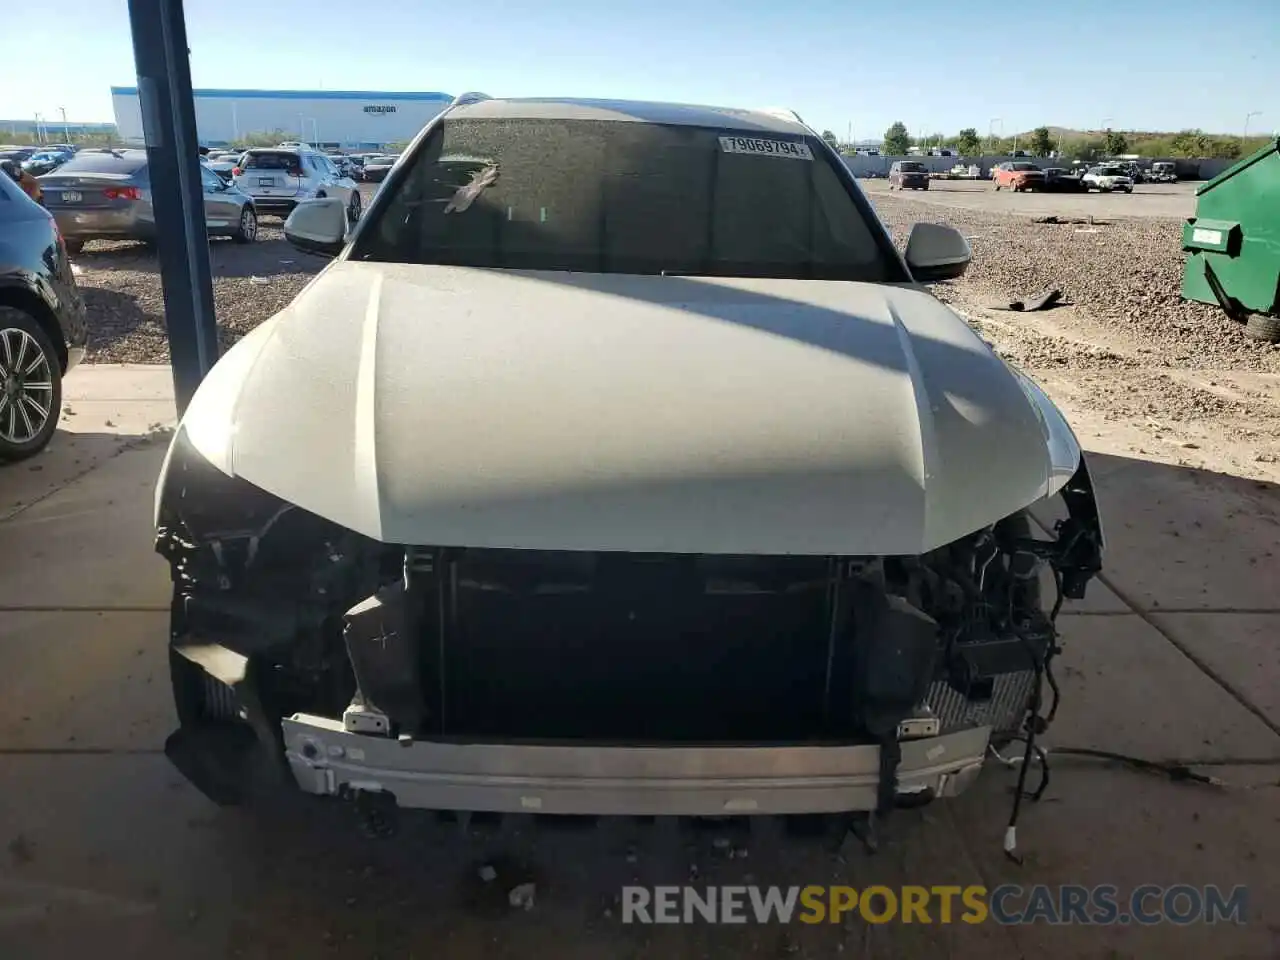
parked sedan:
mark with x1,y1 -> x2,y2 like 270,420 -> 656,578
207,151 -> 245,183
40,148 -> 260,253
0,167 -> 87,461
22,150 -> 72,176
360,155 -> 399,182
1042,168 -> 1087,192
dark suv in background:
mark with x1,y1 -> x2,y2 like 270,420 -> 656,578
888,160 -> 930,190
0,169 -> 87,460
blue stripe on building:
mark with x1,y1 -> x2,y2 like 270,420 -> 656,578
110,86 -> 453,102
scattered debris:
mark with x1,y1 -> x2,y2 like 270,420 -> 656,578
478,864 -> 497,883
986,288 -> 1064,313
249,276 -> 270,284
508,882 -> 537,911
104,419 -> 116,427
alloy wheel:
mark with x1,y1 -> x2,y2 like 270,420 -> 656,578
242,207 -> 257,241
0,327 -> 54,446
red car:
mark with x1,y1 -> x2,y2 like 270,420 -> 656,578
992,162 -> 1045,192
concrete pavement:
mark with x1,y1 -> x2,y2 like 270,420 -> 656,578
2,365 -> 1278,959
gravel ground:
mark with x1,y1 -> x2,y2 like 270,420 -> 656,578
867,185 -> 1280,477
867,190 -> 1280,374
79,220 -> 326,363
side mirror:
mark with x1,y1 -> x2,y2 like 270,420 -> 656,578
284,197 -> 347,257
904,222 -> 971,283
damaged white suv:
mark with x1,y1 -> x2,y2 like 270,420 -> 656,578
154,95 -> 1103,835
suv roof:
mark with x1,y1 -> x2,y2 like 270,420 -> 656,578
446,97 -> 810,136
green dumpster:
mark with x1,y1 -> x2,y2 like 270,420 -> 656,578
1181,136 -> 1280,342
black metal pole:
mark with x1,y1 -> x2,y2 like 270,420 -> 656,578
126,0 -> 218,416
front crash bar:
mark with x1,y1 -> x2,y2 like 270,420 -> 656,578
281,715 -> 992,817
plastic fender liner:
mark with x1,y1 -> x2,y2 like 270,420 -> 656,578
1053,455 -> 1105,599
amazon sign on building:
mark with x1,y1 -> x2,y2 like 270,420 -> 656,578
109,86 -> 452,150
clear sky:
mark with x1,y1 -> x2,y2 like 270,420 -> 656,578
1,0 -> 1275,138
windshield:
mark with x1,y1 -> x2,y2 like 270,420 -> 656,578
898,162 -> 926,172
1011,163 -> 1040,171
243,151 -> 303,172
353,117 -> 899,282
52,151 -> 148,175
1099,167 -> 1126,176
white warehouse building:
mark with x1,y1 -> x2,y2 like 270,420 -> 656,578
109,86 -> 453,150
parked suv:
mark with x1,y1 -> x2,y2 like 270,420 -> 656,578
1082,165 -> 1134,193
233,147 -> 362,221
992,161 -> 1046,192
888,160 -> 930,191
0,168 -> 87,460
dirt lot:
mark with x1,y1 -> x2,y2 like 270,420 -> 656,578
862,178 -> 1198,220
74,184 -> 383,363
864,180 -> 1280,486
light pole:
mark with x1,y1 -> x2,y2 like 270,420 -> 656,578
988,117 -> 1003,153
59,106 -> 70,142
1244,111 -> 1262,137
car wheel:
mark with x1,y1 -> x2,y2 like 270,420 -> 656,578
347,190 -> 362,224
1244,314 -> 1280,343
234,206 -> 258,244
0,306 -> 62,462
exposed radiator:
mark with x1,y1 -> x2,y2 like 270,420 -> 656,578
927,671 -> 1036,738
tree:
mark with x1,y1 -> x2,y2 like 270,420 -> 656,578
239,129 -> 290,148
821,129 -> 839,150
956,128 -> 981,155
1070,137 -> 1106,161
1029,126 -> 1053,156
883,121 -> 911,156
1103,129 -> 1128,157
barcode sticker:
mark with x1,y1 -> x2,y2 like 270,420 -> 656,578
719,136 -> 813,160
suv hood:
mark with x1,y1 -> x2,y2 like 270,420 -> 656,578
176,262 -> 1081,555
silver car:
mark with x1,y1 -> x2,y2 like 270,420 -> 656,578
232,146 -> 361,221
40,149 -> 259,253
